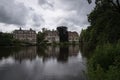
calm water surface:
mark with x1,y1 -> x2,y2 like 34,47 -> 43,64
0,46 -> 87,80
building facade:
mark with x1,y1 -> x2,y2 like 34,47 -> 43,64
13,28 -> 36,44
44,30 -> 59,43
44,30 -> 79,43
68,31 -> 79,43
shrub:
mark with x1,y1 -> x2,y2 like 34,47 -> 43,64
88,42 -> 120,80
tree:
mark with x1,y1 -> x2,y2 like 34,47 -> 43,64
57,26 -> 68,42
37,28 -> 47,44
87,0 -> 120,12
0,32 -> 14,46
37,31 -> 46,44
80,0 -> 120,79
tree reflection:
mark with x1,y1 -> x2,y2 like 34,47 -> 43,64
0,45 -> 80,63
57,46 -> 69,63
0,47 -> 20,59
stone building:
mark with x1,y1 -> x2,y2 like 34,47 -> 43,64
68,31 -> 79,42
44,29 -> 79,43
44,30 -> 59,43
13,28 -> 36,44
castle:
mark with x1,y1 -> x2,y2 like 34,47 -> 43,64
13,28 -> 37,44
44,27 -> 79,43
13,27 -> 79,44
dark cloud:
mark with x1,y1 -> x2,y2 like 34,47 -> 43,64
38,0 -> 47,5
0,0 -> 29,25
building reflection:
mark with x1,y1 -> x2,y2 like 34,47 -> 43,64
13,47 -> 37,62
2,45 -> 80,63
42,46 -> 60,62
45,46 -> 60,57
42,45 -> 79,62
69,45 -> 79,56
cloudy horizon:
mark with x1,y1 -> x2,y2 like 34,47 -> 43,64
0,0 -> 95,33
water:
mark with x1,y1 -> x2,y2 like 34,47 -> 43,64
0,46 -> 87,80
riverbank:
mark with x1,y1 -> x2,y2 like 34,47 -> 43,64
0,41 -> 80,47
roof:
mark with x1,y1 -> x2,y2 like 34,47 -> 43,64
13,29 -> 36,34
68,31 -> 79,37
45,30 -> 58,36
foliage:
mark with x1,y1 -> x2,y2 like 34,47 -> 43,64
0,32 -> 32,46
37,31 -> 46,44
57,26 -> 69,42
88,43 -> 120,80
87,0 -> 120,13
0,32 -> 13,46
80,0 -> 120,53
80,0 -> 120,80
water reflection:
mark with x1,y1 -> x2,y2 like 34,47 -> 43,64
0,46 -> 87,80
13,47 -> 37,62
37,46 -> 79,63
57,47 -> 69,62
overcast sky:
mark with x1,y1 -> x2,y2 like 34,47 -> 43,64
0,0 -> 95,33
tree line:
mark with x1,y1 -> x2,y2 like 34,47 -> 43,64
80,0 -> 120,80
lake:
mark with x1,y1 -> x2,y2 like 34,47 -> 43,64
0,45 -> 87,80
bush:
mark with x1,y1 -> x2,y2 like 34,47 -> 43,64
88,42 -> 120,80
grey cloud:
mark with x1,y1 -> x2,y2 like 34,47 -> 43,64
56,20 -> 80,32
32,14 -> 45,27
38,0 -> 53,9
55,0 -> 92,11
39,0 -> 47,5
56,0 -> 95,28
0,0 -> 29,25
56,0 -> 82,10
38,0 -> 95,29
0,0 -> 95,32
34,0 -> 94,32
55,11 -> 90,28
